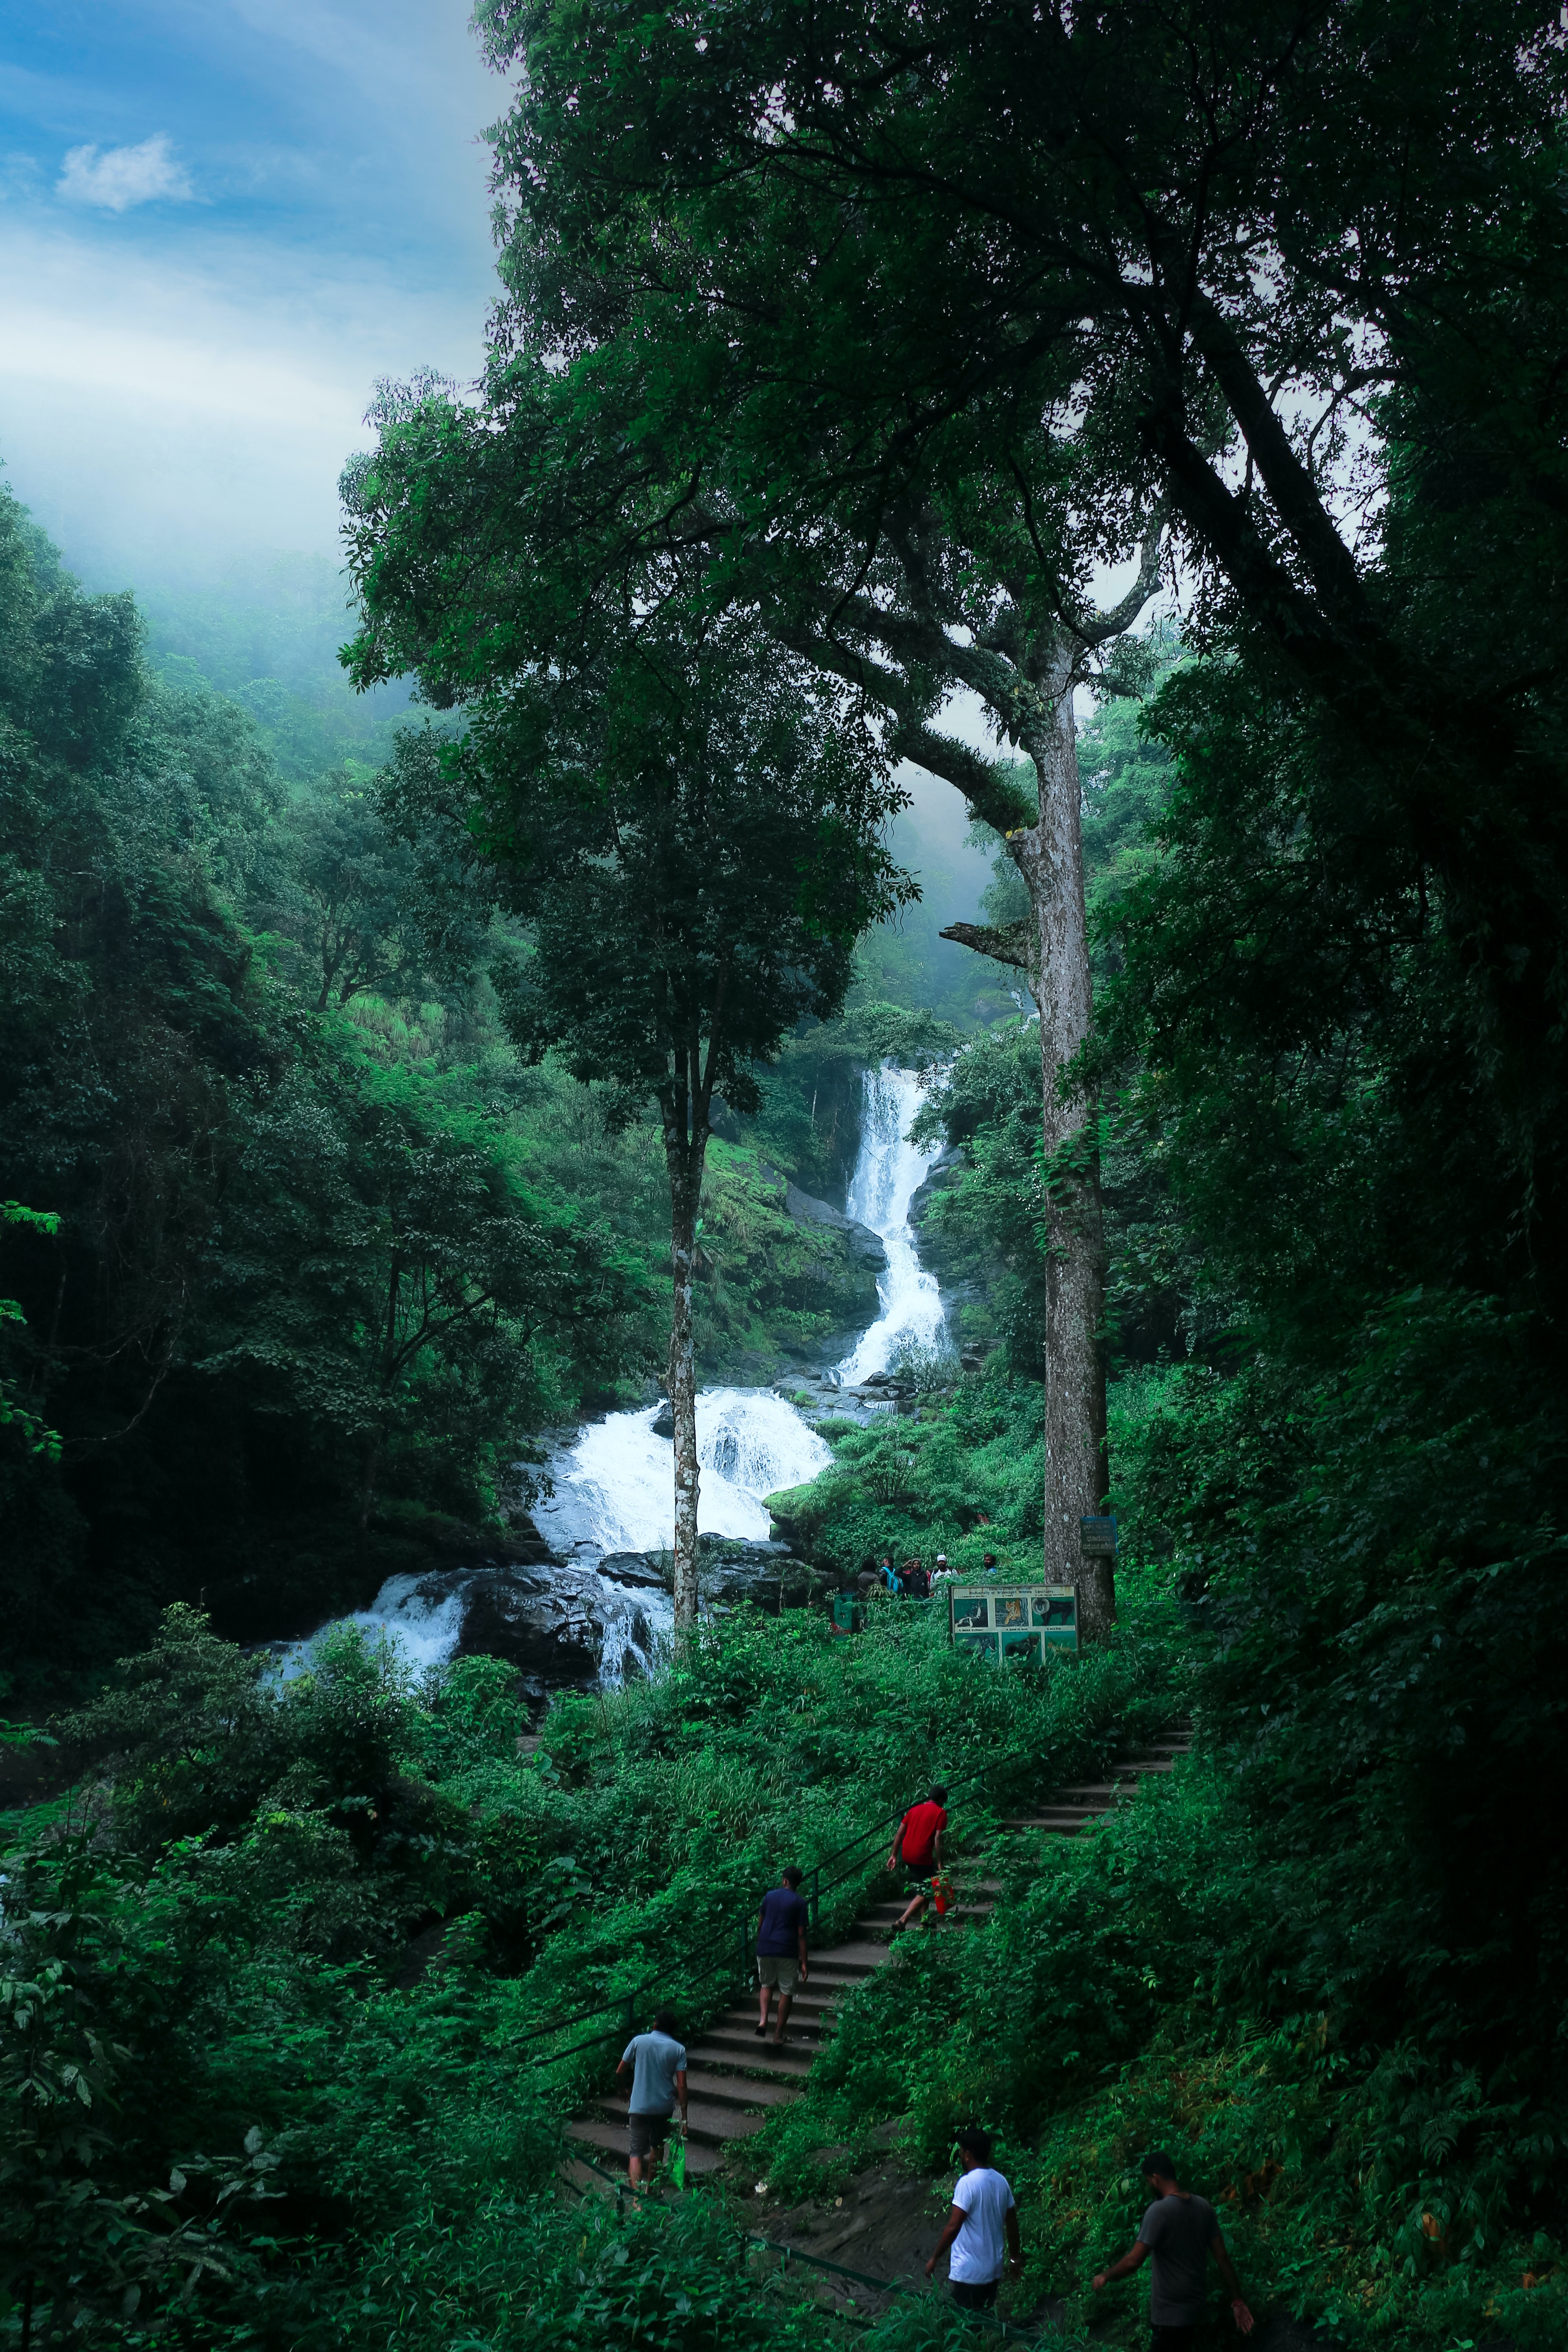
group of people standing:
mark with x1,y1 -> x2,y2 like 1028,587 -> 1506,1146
860,1552 -> 939,1599
613,1791 -> 1256,2348
829,1550 -> 1012,1636
828,1554 -> 946,1638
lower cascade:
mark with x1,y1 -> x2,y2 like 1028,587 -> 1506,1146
534,1386 -> 832,1557
284,1064 -> 941,1692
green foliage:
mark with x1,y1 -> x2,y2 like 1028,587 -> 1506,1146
450,626 -> 909,1134
138,554 -> 414,784
767,1374 -> 1045,1571
255,767 -> 429,1013
907,1024 -> 1051,1374
0,1595 -> 1165,2347
0,487 -> 654,1684
1,1204 -> 62,1461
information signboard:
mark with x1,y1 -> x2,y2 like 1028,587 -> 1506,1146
1079,1516 -> 1119,1556
947,1582 -> 1078,1662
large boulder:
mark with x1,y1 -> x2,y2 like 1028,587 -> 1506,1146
784,1181 -> 888,1269
333,1557 -> 671,1695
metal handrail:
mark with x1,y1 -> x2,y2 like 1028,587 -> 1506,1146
516,1748 -> 1022,2069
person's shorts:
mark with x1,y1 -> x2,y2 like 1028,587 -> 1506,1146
1149,2327 -> 1195,2352
628,2112 -> 671,2157
950,2278 -> 999,2310
758,1955 -> 800,1992
902,1874 -> 935,1899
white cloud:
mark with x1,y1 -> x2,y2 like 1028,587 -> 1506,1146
57,134 -> 192,214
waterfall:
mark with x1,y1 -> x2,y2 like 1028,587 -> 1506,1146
836,1063 -> 949,1382
272,1572 -> 470,1682
533,1386 -> 832,1556
272,1063 -> 945,1689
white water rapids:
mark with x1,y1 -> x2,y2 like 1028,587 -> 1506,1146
285,1064 -> 944,1684
533,1386 -> 832,1556
836,1064 -> 949,1383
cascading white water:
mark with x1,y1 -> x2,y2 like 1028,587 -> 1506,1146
277,1064 -> 945,1687
836,1062 -> 949,1382
273,1573 -> 469,1682
533,1386 -> 832,1556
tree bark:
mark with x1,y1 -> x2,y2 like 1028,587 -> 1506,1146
773,522 -> 1159,1640
663,1105 -> 709,1633
1011,656 -> 1114,1639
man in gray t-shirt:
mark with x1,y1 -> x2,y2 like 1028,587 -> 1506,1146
1093,2150 -> 1254,2350
615,2005 -> 688,2190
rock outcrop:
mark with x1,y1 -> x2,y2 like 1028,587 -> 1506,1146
783,1181 -> 888,1269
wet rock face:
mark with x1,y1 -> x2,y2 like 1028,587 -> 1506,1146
592,1537 -> 831,1615
703,1538 -> 832,1611
455,1565 -> 620,1692
356,1539 -> 827,1707
328,1556 -> 670,1700
784,1181 -> 888,1270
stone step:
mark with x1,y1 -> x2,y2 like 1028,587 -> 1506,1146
807,1941 -> 890,1976
1001,1811 -> 1100,1831
859,1906 -> 993,1933
710,2003 -> 830,2044
857,1894 -> 991,1918
591,2091 -> 769,2149
565,2117 -> 725,2176
682,2066 -> 800,2112
684,2030 -> 816,2080
742,1983 -> 841,2017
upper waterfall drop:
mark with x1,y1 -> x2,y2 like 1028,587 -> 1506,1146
836,1063 -> 949,1383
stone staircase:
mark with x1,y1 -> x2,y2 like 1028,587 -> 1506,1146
564,1719 -> 1192,2183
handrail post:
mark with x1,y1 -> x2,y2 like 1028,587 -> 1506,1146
809,1864 -> 820,1937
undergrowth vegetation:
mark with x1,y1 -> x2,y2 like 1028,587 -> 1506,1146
0,1594 -> 1171,2347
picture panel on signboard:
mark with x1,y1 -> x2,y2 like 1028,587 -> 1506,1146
947,1583 -> 1078,1657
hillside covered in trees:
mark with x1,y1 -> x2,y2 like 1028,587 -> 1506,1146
4,3 -> 1568,2350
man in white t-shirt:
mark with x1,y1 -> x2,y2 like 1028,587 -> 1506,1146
924,2124 -> 1021,2311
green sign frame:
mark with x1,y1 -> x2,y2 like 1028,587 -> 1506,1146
947,1582 -> 1078,1662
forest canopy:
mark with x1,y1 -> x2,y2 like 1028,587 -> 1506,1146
4,4 -> 1568,2350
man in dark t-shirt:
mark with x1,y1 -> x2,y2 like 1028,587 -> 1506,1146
886,1784 -> 948,1933
755,1865 -> 810,2044
1093,2150 -> 1255,2351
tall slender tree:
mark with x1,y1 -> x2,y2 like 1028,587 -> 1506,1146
366,623 -> 909,1625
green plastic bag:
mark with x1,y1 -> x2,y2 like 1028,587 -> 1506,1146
668,2124 -> 687,2192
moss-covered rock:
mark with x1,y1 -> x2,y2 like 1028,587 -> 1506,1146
693,1143 -> 884,1378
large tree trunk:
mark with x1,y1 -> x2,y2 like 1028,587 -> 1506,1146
1012,662 -> 1114,1640
663,1123 -> 708,1632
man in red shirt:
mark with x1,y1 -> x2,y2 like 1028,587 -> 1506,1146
887,1783 -> 948,1933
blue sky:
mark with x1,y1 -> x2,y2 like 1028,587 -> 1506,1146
0,1 -> 502,585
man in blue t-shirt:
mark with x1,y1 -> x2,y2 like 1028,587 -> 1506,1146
755,1865 -> 810,2045
615,2006 -> 688,2191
